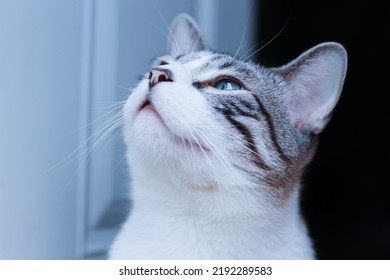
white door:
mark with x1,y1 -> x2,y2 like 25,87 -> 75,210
0,0 -> 83,259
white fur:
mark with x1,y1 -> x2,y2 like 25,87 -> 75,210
110,179 -> 314,259
109,56 -> 315,259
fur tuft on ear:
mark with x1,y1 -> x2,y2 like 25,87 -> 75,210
168,13 -> 206,56
279,42 -> 347,134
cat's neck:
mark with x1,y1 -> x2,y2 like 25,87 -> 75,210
131,167 -> 283,223
111,170 -> 315,259
111,172 -> 314,259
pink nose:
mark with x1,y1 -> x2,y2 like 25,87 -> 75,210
149,68 -> 173,88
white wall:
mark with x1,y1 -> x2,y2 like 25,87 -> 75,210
0,0 -> 257,259
0,0 -> 83,259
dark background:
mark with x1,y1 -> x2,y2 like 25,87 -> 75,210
256,0 -> 389,259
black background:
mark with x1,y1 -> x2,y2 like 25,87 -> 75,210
256,0 -> 390,259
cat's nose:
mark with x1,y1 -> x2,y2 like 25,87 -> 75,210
149,68 -> 173,88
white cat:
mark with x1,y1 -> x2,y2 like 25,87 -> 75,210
109,14 -> 347,259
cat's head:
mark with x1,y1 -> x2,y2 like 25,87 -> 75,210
123,14 -> 347,197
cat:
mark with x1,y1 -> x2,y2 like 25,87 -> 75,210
109,13 -> 347,259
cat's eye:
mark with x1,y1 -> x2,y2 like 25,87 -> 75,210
159,61 -> 168,66
213,79 -> 243,90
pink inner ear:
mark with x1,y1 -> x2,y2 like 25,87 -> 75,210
287,48 -> 346,133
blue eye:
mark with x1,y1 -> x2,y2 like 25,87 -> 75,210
213,79 -> 242,90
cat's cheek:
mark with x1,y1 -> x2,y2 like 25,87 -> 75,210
151,84 -> 210,136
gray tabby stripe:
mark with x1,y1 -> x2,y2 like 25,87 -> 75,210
251,94 -> 291,164
226,101 -> 260,121
217,107 -> 271,171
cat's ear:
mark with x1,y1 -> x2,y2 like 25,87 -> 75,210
279,42 -> 347,134
168,13 -> 206,56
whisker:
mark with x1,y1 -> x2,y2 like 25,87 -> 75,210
87,118 -> 125,156
233,12 -> 250,60
242,14 -> 291,62
60,115 -> 125,192
65,101 -> 125,135
192,127 -> 240,178
151,22 -> 179,55
63,118 -> 125,185
169,112 -> 225,181
45,104 -> 125,173
153,8 -> 180,56
239,40 -> 263,62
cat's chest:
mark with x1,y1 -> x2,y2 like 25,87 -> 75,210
118,216 -> 260,259
110,199 -> 314,260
